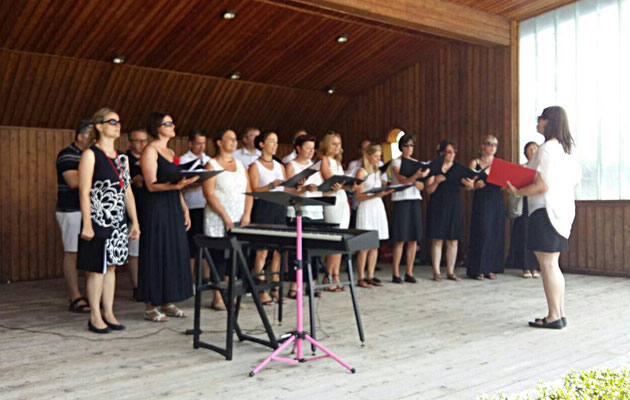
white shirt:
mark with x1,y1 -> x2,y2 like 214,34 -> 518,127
233,147 -> 262,169
390,157 -> 422,201
179,150 -> 211,210
347,158 -> 387,181
203,158 -> 248,237
286,160 -> 324,220
527,139 -> 581,238
281,150 -> 298,164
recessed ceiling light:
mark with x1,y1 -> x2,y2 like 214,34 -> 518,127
336,35 -> 348,43
326,86 -> 336,94
222,10 -> 237,20
229,72 -> 241,80
112,56 -> 125,64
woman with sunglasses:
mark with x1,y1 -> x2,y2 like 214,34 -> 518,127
137,112 -> 199,322
78,108 -> 140,333
389,134 -> 429,284
425,140 -> 471,282
464,135 -> 506,280
506,106 -> 581,329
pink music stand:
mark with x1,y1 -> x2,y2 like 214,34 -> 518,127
244,192 -> 355,376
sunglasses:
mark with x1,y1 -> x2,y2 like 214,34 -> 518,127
401,144 -> 414,148
483,142 -> 498,147
101,119 -> 121,126
537,116 -> 545,122
160,121 -> 175,127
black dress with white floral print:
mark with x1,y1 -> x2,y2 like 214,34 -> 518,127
89,145 -> 130,267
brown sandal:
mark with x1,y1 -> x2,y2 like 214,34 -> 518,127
357,279 -> 373,288
432,273 -> 443,282
322,276 -> 339,292
447,273 -> 461,281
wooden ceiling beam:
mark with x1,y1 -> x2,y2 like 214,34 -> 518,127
278,0 -> 511,46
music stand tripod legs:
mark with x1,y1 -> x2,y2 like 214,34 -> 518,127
249,204 -> 355,376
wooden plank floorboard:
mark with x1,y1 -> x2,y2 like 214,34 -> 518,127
1,266 -> 629,399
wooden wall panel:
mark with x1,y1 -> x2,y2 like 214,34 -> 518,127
0,125 -> 293,282
444,0 -> 578,21
0,49 -> 350,143
561,201 -> 630,277
332,41 -> 514,252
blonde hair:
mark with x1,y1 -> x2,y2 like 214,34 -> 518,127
318,131 -> 343,164
360,143 -> 382,174
479,134 -> 498,156
92,107 -> 117,141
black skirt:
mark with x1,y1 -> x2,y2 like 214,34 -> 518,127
505,197 -> 540,271
187,208 -> 205,258
527,208 -> 569,253
251,198 -> 286,225
391,200 -> 423,242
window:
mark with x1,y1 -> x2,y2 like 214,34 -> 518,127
519,0 -> 630,199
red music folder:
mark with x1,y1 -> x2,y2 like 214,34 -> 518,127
486,158 -> 536,189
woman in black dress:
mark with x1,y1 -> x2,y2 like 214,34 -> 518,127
78,107 -> 140,333
425,140 -> 472,282
505,141 -> 540,278
465,135 -> 505,280
138,112 -> 199,322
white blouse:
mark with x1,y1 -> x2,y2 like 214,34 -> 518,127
203,158 -> 248,237
390,157 -> 422,201
527,139 -> 581,238
286,160 -> 324,220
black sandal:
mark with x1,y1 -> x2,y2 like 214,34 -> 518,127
69,296 -> 90,313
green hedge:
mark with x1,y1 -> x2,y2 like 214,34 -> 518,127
477,367 -> 630,400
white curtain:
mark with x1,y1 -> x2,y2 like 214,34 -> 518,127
519,0 -> 630,200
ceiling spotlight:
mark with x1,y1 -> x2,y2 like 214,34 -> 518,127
229,72 -> 241,80
336,35 -> 348,43
222,10 -> 237,20
326,86 -> 336,94
112,56 -> 125,64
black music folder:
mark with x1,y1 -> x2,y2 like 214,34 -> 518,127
155,169 -> 223,184
449,163 -> 488,180
317,175 -> 365,192
76,236 -> 107,273
279,161 -> 321,188
244,192 -> 335,207
378,160 -> 392,174
400,156 -> 443,180
363,183 -> 412,195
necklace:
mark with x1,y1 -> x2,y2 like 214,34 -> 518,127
97,143 -> 124,188
260,157 -> 273,163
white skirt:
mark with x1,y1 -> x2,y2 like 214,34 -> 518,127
356,198 -> 389,240
323,190 -> 350,229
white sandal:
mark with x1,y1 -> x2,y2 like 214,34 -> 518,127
144,308 -> 169,322
161,304 -> 187,318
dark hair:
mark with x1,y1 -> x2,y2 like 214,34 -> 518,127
146,112 -> 168,138
188,128 -> 206,142
398,134 -> 415,151
437,139 -> 457,154
128,128 -> 147,141
293,129 -> 307,143
523,141 -> 538,157
294,135 -> 316,152
254,131 -> 276,150
75,119 -> 93,139
540,106 -> 574,154
212,129 -> 233,156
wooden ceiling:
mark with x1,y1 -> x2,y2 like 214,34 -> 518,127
0,0 -> 447,95
444,0 -> 579,21
0,0 -> 578,137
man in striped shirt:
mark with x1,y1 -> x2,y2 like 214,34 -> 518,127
55,119 -> 92,313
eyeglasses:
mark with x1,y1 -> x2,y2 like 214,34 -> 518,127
537,116 -> 545,122
483,142 -> 498,147
160,121 -> 175,127
131,139 -> 149,143
445,150 -> 457,155
101,119 -> 121,126
401,144 -> 414,148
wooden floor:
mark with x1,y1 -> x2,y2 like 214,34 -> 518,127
1,265 -> 629,400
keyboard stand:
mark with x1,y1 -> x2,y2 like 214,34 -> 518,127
304,250 -> 365,353
191,235 -> 279,360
